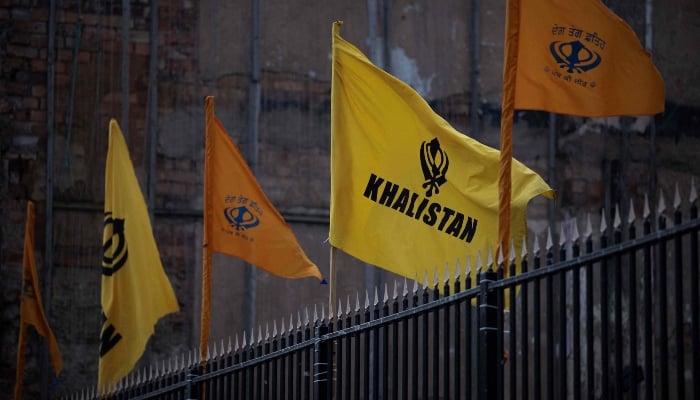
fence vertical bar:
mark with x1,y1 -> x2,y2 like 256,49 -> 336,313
313,322 -> 329,400
392,293 -> 399,400
521,252 -> 530,400
559,238 -> 567,400
478,270 -> 498,400
402,290 -> 409,400
465,270 -> 473,400
422,284 -> 429,400
657,212 -> 669,399
642,214 -> 653,400
614,227 -> 623,400
496,263 -> 505,400
691,198 -> 699,400
432,282 -> 440,400
443,278 -> 450,399
673,205 -> 685,400
585,229 -> 594,399
572,236 -> 581,400
600,230 -> 610,400
411,286 -> 419,400
533,246 -> 542,400
546,245 -> 554,400
628,216 -> 638,400
454,274 -> 462,400
509,260 -> 517,400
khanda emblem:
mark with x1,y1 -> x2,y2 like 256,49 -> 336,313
102,212 -> 128,276
550,40 -> 601,74
224,206 -> 260,231
420,138 -> 449,197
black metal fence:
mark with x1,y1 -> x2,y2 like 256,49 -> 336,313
70,193 -> 700,399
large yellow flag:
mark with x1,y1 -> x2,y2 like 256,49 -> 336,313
512,0 -> 665,116
330,21 -> 554,280
99,119 -> 179,391
203,96 -> 322,281
14,201 -> 63,399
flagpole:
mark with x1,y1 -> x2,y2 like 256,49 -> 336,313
201,97 -> 214,365
498,0 -> 520,263
329,246 -> 337,313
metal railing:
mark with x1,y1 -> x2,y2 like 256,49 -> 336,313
70,193 -> 700,399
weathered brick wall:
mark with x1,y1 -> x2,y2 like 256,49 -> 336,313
1,0 -> 699,396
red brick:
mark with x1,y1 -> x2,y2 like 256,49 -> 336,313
5,81 -> 29,95
133,42 -> 150,56
31,85 -> 46,97
31,8 -> 48,20
29,110 -> 46,122
57,49 -> 73,62
23,97 -> 39,109
6,44 -> 38,59
56,10 -> 78,24
55,73 -> 69,86
30,59 -> 47,72
13,21 -> 47,34
77,51 -> 90,63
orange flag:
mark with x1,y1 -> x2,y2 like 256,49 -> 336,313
201,96 -> 323,357
512,0 -> 665,116
14,201 -> 63,400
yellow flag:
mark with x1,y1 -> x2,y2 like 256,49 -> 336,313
512,0 -> 664,116
330,21 -> 554,280
99,119 -> 179,391
204,96 -> 322,280
14,201 -> 63,399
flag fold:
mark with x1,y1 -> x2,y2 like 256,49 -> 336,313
99,119 -> 179,391
15,201 -> 63,400
330,21 -> 554,280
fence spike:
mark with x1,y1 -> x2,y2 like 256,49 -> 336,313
273,320 -> 278,338
628,198 -> 636,225
584,213 -> 593,239
281,318 -> 286,335
242,331 -> 247,349
187,349 -> 192,368
384,283 -> 389,303
434,266 -> 439,287
403,276 -> 409,297
393,280 -> 399,299
559,221 -> 567,247
476,250 -> 483,272
161,359 -> 166,376
235,333 -> 240,351
329,300 -> 334,320
600,208 -> 608,234
572,217 -> 580,243
313,304 -> 319,323
691,177 -> 698,203
292,312 -> 297,331
487,245 -> 494,269
496,245 -> 503,267
320,303 -> 325,322
258,325 -> 263,343
644,193 -> 651,219
374,285 -> 380,306
346,295 -> 351,316
266,323 -> 270,340
356,291 -> 361,312
228,335 -> 233,353
444,262 -> 451,283
533,235 -> 541,255
364,289 -> 370,309
465,255 -> 472,280
210,341 -> 217,360
150,363 -> 155,380
305,307 -> 310,326
423,271 -> 429,289
614,204 -> 622,229
522,235 -> 528,257
674,182 -> 681,210
510,240 -> 516,262
180,352 -> 185,372
206,343 -> 211,361
338,298 -> 344,317
658,189 -> 666,215
454,258 -> 461,279
297,310 -> 302,329
546,227 -> 553,251
413,274 -> 419,294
